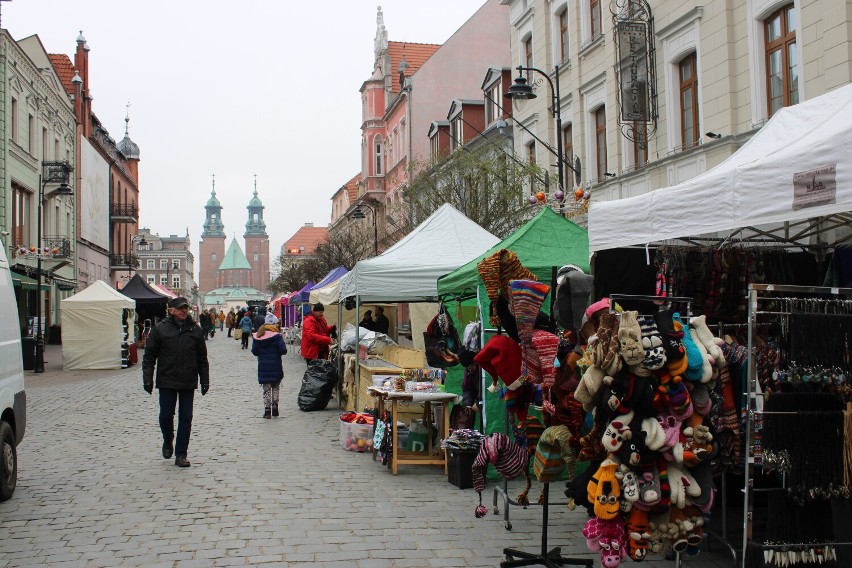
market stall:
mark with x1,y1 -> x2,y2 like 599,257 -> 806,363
338,203 -> 499,414
61,280 -> 137,370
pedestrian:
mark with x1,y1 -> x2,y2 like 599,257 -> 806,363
218,310 -> 225,331
239,310 -> 253,350
225,309 -> 235,337
142,296 -> 209,468
251,321 -> 288,418
374,306 -> 390,335
359,309 -> 376,332
252,305 -> 268,332
265,311 -> 280,326
301,302 -> 336,362
198,309 -> 211,340
208,308 -> 218,338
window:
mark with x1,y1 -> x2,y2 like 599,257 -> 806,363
559,9 -> 569,62
393,128 -> 399,165
679,53 -> 699,148
147,259 -> 155,270
172,259 -> 180,269
400,120 -> 406,157
374,136 -> 383,175
486,82 -> 502,124
430,133 -> 440,161
253,253 -> 259,261
595,107 -> 607,179
42,127 -> 48,159
11,183 -> 30,249
160,275 -> 167,286
451,116 -> 464,148
524,36 -> 533,77
147,276 -> 155,285
527,141 -> 537,191
765,4 -> 797,116
11,98 -> 17,143
172,276 -> 180,289
54,139 -> 59,160
591,0 -> 602,39
211,252 -> 217,262
28,114 -> 35,154
562,124 -> 573,187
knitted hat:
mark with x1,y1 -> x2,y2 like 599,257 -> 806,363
503,382 -> 534,421
515,416 -> 546,454
688,383 -> 712,416
665,315 -> 689,376
533,425 -> 574,482
617,311 -> 644,366
591,312 -> 622,375
554,265 -> 595,333
472,433 -> 530,516
587,459 -> 622,520
473,335 -> 522,393
638,315 -> 667,371
477,249 -> 537,326
509,279 -> 551,344
655,309 -> 686,363
675,313 -> 705,381
523,329 -> 561,388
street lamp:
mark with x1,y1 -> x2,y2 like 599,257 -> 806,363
505,64 -> 576,205
35,161 -> 74,373
352,203 -> 378,256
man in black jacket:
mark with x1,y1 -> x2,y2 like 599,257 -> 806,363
143,297 -> 210,467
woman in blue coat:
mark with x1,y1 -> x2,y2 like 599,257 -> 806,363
251,323 -> 288,418
238,312 -> 253,350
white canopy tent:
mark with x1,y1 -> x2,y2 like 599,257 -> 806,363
61,280 -> 136,370
338,203 -> 500,303
589,83 -> 852,252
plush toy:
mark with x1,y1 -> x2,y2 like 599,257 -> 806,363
601,371 -> 634,415
599,535 -> 628,568
634,468 -> 661,511
615,430 -> 647,468
587,459 -> 622,520
655,309 -> 686,368
682,413 -> 714,467
618,311 -> 645,366
638,314 -> 667,371
656,410 -> 686,463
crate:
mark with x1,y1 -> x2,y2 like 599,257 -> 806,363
447,448 -> 478,489
383,345 -> 425,368
339,419 -> 374,453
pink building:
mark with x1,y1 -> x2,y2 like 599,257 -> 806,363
355,1 -> 510,247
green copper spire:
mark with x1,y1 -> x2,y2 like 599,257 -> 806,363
202,175 -> 225,237
244,175 -> 267,237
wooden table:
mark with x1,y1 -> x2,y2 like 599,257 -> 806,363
368,387 -> 459,475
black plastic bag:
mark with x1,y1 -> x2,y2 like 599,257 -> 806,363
297,359 -> 338,411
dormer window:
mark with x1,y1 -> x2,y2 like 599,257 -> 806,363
485,82 -> 502,124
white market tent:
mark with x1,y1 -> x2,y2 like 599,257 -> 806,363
61,280 -> 136,370
588,82 -> 852,252
338,203 -> 500,303
309,277 -> 344,307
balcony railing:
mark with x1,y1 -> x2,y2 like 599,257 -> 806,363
110,203 -> 138,221
110,253 -> 140,270
41,236 -> 72,259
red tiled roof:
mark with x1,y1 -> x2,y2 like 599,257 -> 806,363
343,173 -> 360,204
48,54 -> 76,95
283,226 -> 328,256
387,41 -> 440,93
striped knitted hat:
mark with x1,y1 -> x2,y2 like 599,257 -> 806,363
533,425 -> 575,482
472,433 -> 530,494
523,329 -> 561,388
509,279 -> 551,345
477,250 -> 537,326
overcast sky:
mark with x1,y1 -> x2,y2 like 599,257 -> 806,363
4,0 -> 486,274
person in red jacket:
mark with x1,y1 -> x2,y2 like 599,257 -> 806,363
300,303 -> 336,362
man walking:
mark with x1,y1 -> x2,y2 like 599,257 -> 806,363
142,296 -> 210,467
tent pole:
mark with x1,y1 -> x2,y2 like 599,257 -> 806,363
477,285 -> 486,433
354,295 -> 361,412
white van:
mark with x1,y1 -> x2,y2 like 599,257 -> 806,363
0,239 -> 25,501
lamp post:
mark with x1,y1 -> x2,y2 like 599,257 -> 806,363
35,161 -> 74,373
126,233 -> 147,282
165,260 -> 179,292
352,203 -> 378,256
505,64 -> 573,204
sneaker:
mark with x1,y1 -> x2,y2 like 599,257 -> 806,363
162,441 -> 173,459
271,404 -> 279,417
263,408 -> 271,419
174,456 -> 191,467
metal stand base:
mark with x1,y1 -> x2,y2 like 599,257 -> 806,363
499,484 -> 593,568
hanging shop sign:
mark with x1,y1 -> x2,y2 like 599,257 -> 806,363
793,164 -> 837,210
611,0 -> 658,146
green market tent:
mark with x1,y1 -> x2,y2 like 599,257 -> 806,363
436,207 -> 590,436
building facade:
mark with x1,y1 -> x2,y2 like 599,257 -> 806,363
504,0 -> 852,221
131,227 -> 195,297
1,31 -> 77,332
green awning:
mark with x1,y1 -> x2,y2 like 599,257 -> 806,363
11,272 -> 50,291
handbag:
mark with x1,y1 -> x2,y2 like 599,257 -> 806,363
449,404 -> 477,431
234,328 -> 243,340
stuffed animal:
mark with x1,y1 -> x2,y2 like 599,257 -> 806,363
656,410 -> 686,463
626,508 -> 652,561
634,468 -> 661,511
615,430 -> 647,468
618,311 -> 645,366
599,536 -> 628,568
682,414 -> 714,467
583,517 -> 628,568
638,314 -> 667,371
587,459 -> 622,520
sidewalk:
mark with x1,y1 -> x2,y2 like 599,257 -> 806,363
1,333 -> 737,567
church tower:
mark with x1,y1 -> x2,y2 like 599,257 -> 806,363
243,177 -> 269,291
199,178 -> 226,293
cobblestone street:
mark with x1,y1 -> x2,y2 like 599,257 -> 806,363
0,335 -> 735,567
